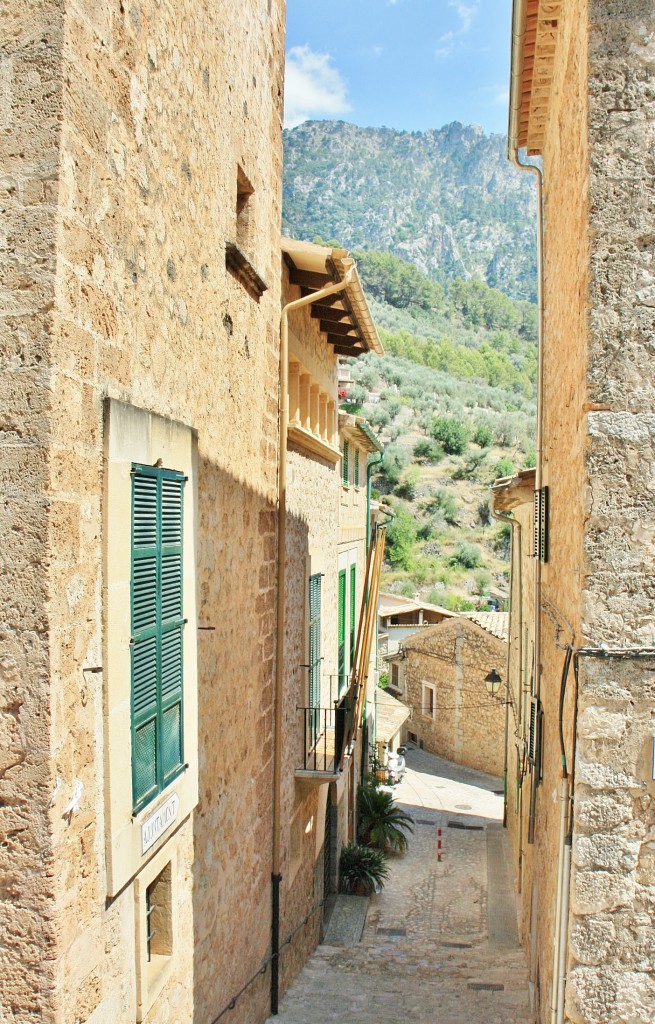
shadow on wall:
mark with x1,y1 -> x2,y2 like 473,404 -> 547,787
191,456 -> 313,1024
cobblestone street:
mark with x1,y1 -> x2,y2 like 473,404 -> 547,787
268,748 -> 531,1024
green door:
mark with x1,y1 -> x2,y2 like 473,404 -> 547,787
338,569 -> 347,695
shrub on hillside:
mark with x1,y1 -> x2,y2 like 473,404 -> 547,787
431,415 -> 469,455
494,457 -> 515,479
474,570 -> 492,596
493,415 -> 517,447
385,510 -> 418,570
440,593 -> 476,612
394,467 -> 420,500
426,487 -> 459,526
413,438 -> 443,463
450,542 -> 483,569
473,423 -> 493,448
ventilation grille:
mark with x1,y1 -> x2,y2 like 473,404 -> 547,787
533,486 -> 549,562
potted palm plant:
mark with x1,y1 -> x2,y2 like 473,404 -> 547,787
339,842 -> 389,896
358,784 -> 414,853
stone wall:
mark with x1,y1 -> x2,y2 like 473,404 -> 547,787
515,2 -> 655,1022
0,2 -> 63,1018
569,2 -> 655,1021
401,618 -> 507,778
1,1 -> 287,1022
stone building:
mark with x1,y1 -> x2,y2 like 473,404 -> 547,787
1,2 -> 287,1021
278,239 -> 383,987
387,614 -> 508,778
503,2 -> 655,1022
0,5 -> 383,1024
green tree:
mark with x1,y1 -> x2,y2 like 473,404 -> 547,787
385,510 -> 418,570
431,415 -> 469,455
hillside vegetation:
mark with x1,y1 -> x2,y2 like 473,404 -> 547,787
283,119 -> 539,608
341,251 -> 537,609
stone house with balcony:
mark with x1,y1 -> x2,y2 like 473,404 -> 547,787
279,238 -> 383,985
387,613 -> 508,778
500,3 -> 655,1023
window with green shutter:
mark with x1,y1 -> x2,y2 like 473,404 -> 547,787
338,569 -> 347,694
354,448 -> 359,488
131,464 -> 186,813
309,574 -> 322,744
349,564 -> 356,668
342,441 -> 349,487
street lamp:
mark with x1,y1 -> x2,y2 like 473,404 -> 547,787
484,668 -> 509,829
484,668 -> 503,697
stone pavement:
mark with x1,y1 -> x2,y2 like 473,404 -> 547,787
268,747 -> 531,1024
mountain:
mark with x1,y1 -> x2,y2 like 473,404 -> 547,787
283,120 -> 538,303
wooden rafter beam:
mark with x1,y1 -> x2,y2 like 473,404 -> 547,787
321,320 -> 360,338
288,268 -> 332,290
310,306 -> 351,323
333,344 -> 366,356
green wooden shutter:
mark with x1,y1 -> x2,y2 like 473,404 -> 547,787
309,574 -> 321,742
354,448 -> 359,488
131,465 -> 185,812
349,564 -> 356,668
338,569 -> 346,694
342,441 -> 349,487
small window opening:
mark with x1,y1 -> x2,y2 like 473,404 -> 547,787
236,166 -> 254,251
146,863 -> 173,968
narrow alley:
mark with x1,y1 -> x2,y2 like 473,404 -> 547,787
268,748 -> 530,1024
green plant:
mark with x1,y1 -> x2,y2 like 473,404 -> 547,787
494,456 -> 515,479
473,423 -> 493,447
431,415 -> 469,455
450,542 -> 483,569
358,785 -> 414,853
339,842 -> 389,895
378,672 -> 390,689
398,579 -> 415,597
413,438 -> 443,463
426,488 -> 459,526
394,466 -> 420,500
440,593 -> 476,612
385,510 -> 418,570
473,570 -> 491,596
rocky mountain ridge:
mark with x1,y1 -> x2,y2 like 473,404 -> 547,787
283,120 -> 538,302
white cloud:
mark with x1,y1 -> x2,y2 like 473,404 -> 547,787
436,2 -> 479,58
284,46 -> 351,129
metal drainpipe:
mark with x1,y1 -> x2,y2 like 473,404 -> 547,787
271,260 -> 356,1014
507,0 -> 545,847
490,503 -> 522,835
366,452 -> 384,553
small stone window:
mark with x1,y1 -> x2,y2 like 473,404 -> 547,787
422,682 -> 436,720
225,166 -> 267,300
146,864 -> 173,968
236,165 -> 254,251
135,848 -> 178,1021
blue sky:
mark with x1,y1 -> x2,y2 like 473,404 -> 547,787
284,0 -> 513,137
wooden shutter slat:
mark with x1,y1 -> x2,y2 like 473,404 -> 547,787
131,465 -> 186,813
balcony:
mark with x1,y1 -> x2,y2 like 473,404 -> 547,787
295,696 -> 358,782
